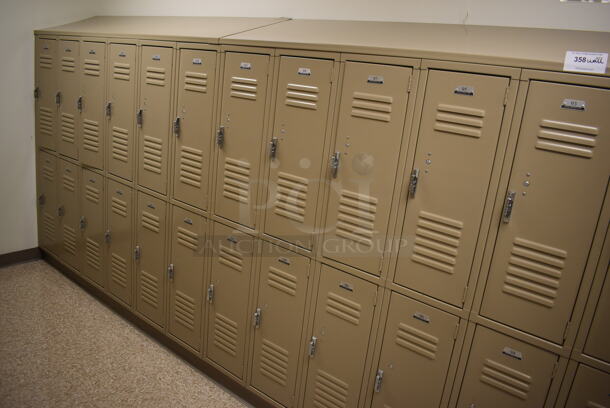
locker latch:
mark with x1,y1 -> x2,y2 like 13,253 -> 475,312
330,152 -> 340,178
134,245 -> 141,260
136,109 -> 143,127
408,168 -> 420,198
38,194 -> 46,206
104,230 -> 111,243
79,216 -> 87,230
216,126 -> 225,148
77,96 -> 83,113
207,284 -> 215,303
269,137 -> 278,159
167,263 -> 174,280
55,91 -> 62,106
308,336 -> 318,357
253,308 -> 262,328
34,87 -> 40,99
374,369 -> 384,393
173,117 -> 181,137
105,102 -> 112,117
57,205 -> 65,217
502,191 -> 516,224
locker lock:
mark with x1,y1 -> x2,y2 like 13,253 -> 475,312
269,137 -> 278,159
253,308 -> 262,328
134,245 -> 141,260
55,91 -> 62,106
216,126 -> 225,148
173,117 -> 181,137
408,168 -> 420,198
502,191 -> 516,224
77,96 -> 83,113
136,109 -> 143,127
167,264 -> 174,280
374,369 -> 384,393
105,102 -> 112,117
79,216 -> 87,231
330,152 -> 340,178
207,284 -> 215,303
308,336 -> 318,357
57,205 -> 65,217
34,87 -> 40,99
104,230 -> 111,243
38,194 -> 46,206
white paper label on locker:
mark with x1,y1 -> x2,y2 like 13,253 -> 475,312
367,75 -> 384,84
152,55 -> 161,61
192,58 -> 202,65
502,346 -> 523,360
240,62 -> 252,70
298,67 -> 311,76
563,51 -> 608,73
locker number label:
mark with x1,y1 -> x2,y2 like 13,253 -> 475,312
240,62 -> 252,70
564,51 -> 608,74
502,347 -> 523,360
152,55 -> 161,61
192,58 -> 202,65
298,67 -> 311,76
367,75 -> 384,84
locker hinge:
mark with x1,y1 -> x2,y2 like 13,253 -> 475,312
38,194 -> 46,206
502,191 -> 516,224
253,308 -> 262,328
461,286 -> 468,305
330,152 -> 340,178
216,126 -> 225,148
167,263 -> 174,280
562,320 -> 572,342
503,86 -> 510,106
105,102 -> 112,118
57,205 -> 65,217
104,230 -> 111,243
207,284 -> 215,303
134,245 -> 141,260
407,76 -> 413,94
308,336 -> 318,357
79,216 -> 87,231
77,96 -> 83,113
136,109 -> 143,127
269,137 -> 278,159
173,117 -> 181,137
55,91 -> 62,106
34,87 -> 40,99
408,168 -> 420,198
374,369 -> 384,393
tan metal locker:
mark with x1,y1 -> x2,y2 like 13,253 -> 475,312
37,151 -> 58,253
79,42 -> 106,170
456,325 -> 558,408
565,364 -> 610,408
172,49 -> 217,210
169,206 -> 205,351
137,45 -> 174,195
81,169 -> 105,287
303,265 -> 378,408
207,222 -> 255,378
106,179 -> 134,306
584,263 -> 610,363
35,38 -> 57,151
215,52 -> 270,228
371,292 -> 460,408
323,61 -> 412,274
251,242 -> 310,406
263,56 -> 335,249
395,70 -> 510,307
135,192 -> 167,327
57,159 -> 81,269
107,43 -> 137,181
481,81 -> 610,344
57,40 -> 80,159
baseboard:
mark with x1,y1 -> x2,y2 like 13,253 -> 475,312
0,247 -> 41,267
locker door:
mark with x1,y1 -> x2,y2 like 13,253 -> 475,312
372,292 -> 460,408
481,82 -> 610,344
323,62 -> 412,274
303,265 -> 378,408
251,242 -> 310,406
584,263 -> 610,363
107,43 -> 137,181
263,56 -> 334,249
79,42 -> 106,169
137,46 -> 174,195
81,169 -> 105,287
207,223 -> 255,378
456,326 -> 558,408
35,38 -> 57,151
135,192 -> 167,327
395,71 -> 509,306
107,180 -> 134,306
57,40 -> 80,159
215,52 -> 270,228
57,159 -> 81,269
37,151 -> 58,253
172,49 -> 217,210
565,364 -> 610,408
169,206 -> 205,351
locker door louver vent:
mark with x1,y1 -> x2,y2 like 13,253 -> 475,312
177,227 -> 198,250
411,211 -> 463,275
174,290 -> 196,330
43,213 -> 56,241
351,91 -> 393,122
63,225 -> 77,255
85,238 -> 101,270
141,211 -> 160,233
218,245 -> 243,271
111,253 -> 128,288
42,163 -> 55,182
434,103 -> 485,138
111,197 -> 128,217
336,190 -> 377,247
480,358 -> 531,400
140,269 -> 160,308
274,172 -> 308,223
326,292 -> 361,325
214,313 -> 238,356
313,369 -> 348,408
230,76 -> 258,100
85,184 -> 100,204
260,339 -> 289,386
83,120 -> 100,152
142,135 -> 163,174
111,127 -> 129,163
39,54 -> 53,70
267,266 -> 298,296
285,83 -> 319,110
502,237 -> 565,308
145,66 -> 166,86
395,322 -> 439,360
536,119 -> 598,159
184,71 -> 208,93
83,59 -> 101,77
62,173 -> 76,192
223,158 -> 250,203
179,146 -> 203,188
61,113 -> 76,144
113,62 -> 131,81
61,57 -> 76,72
39,107 -> 54,137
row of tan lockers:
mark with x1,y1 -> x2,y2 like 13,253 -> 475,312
33,16 -> 610,408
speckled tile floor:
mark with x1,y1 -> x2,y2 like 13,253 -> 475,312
0,260 -> 251,408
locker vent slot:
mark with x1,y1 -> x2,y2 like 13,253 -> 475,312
177,227 -> 198,251
285,83 -> 319,110
113,62 -> 131,81
480,358 -> 531,400
536,119 -> 598,159
39,107 -> 54,137
260,339 -> 289,386
223,158 -> 250,203
326,292 -> 361,325
214,313 -> 238,356
62,225 -> 77,255
395,322 -> 439,360
111,253 -> 128,288
140,270 -> 159,308
336,190 -> 377,247
111,197 -> 128,217
411,211 -> 463,275
83,58 -> 101,77
60,113 -> 76,145
142,135 -> 163,174
179,146 -> 203,188
43,213 -> 56,242
274,172 -> 308,223
41,164 -> 55,182
351,91 -> 393,122
141,211 -> 160,233
218,245 -> 243,271
174,290 -> 196,330
184,71 -> 208,93
145,66 -> 166,86
82,119 -> 100,152
230,76 -> 258,100
434,103 -> 485,138
313,369 -> 348,408
502,237 -> 565,308
85,238 -> 102,271
111,127 -> 129,163
267,266 -> 297,296
85,184 -> 100,204
62,173 -> 76,192
39,54 -> 53,70
61,57 -> 76,72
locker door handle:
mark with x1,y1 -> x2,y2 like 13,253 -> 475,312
502,191 -> 516,224
330,152 -> 340,178
374,369 -> 384,393
34,87 -> 40,99
105,102 -> 112,117
253,308 -> 262,328
77,96 -> 83,113
216,126 -> 225,148
134,245 -> 141,260
408,168 -> 420,198
79,216 -> 87,231
167,264 -> 174,280
38,194 -> 46,206
269,137 -> 278,159
173,117 -> 181,137
136,109 -> 143,127
55,91 -> 62,106
207,284 -> 215,303
57,205 -> 65,217
308,336 -> 318,357
104,230 -> 111,243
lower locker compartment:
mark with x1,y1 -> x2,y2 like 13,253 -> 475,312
37,150 -> 59,254
81,169 -> 105,287
57,159 -> 81,271
564,364 -> 609,408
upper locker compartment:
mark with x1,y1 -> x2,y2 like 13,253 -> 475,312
323,61 -> 412,275
35,37 -> 57,151
215,52 -> 271,229
263,56 -> 335,249
137,45 -> 175,195
481,81 -> 610,345
57,39 -> 80,160
395,70 -> 510,307
172,48 -> 217,210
